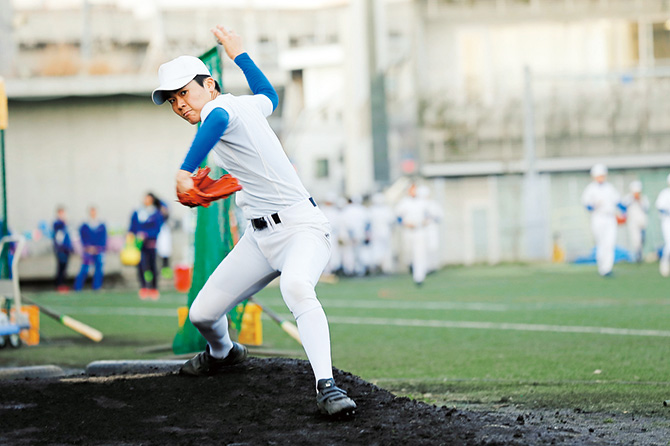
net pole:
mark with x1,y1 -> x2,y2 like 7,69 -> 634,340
0,76 -> 9,279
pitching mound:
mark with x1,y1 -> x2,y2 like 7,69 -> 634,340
0,357 -> 662,445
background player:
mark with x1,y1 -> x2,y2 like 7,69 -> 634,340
128,193 -> 164,299
395,184 -> 431,286
74,206 -> 107,291
581,164 -> 622,277
367,192 -> 395,275
655,174 -> 670,277
621,180 -> 649,263
152,25 -> 356,416
52,206 -> 73,293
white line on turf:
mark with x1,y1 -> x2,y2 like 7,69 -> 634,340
324,300 -> 509,311
52,307 -> 670,337
51,307 -> 178,317
326,316 -> 670,337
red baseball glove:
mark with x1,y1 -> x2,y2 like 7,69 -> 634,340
177,167 -> 242,208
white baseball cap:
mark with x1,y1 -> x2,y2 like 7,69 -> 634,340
590,163 -> 608,178
152,56 -> 212,105
629,180 -> 642,193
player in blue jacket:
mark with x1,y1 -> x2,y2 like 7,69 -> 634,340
129,193 -> 164,299
52,206 -> 73,292
74,206 -> 107,291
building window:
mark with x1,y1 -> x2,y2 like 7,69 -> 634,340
316,159 -> 329,179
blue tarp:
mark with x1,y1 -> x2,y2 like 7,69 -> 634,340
573,246 -> 634,264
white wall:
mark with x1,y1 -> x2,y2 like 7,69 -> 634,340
422,19 -> 635,106
6,95 -> 195,235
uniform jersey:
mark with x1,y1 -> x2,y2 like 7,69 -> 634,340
201,94 -> 309,220
621,193 -> 649,227
395,196 -> 430,228
656,188 -> 670,219
581,181 -> 620,218
79,220 -> 107,253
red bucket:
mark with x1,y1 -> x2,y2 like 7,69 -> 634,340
174,265 -> 193,293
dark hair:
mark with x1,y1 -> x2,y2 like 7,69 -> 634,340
146,193 -> 161,208
193,75 -> 221,93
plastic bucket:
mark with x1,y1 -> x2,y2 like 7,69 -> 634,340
174,265 -> 193,293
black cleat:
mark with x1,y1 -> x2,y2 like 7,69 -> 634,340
179,342 -> 248,376
316,378 -> 357,417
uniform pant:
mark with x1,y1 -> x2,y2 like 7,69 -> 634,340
341,238 -> 366,276
591,214 -> 617,276
405,227 -> 427,284
627,222 -> 646,262
74,253 -> 104,291
660,218 -> 670,275
369,234 -> 393,274
188,199 -> 334,384
55,252 -> 69,287
426,223 -> 440,273
138,246 -> 158,289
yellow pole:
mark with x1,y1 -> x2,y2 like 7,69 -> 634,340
0,77 -> 7,130
0,77 -> 9,278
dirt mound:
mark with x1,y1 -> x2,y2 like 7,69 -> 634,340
0,357 -> 657,445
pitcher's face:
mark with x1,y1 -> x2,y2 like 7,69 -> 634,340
166,79 -> 217,125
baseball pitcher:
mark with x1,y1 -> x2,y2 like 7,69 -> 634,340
152,25 -> 356,417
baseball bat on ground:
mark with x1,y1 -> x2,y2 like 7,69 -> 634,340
23,297 -> 103,342
248,298 -> 302,345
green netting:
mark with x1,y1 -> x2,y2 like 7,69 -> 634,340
172,47 -> 246,355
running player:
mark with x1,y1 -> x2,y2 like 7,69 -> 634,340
581,164 -> 623,277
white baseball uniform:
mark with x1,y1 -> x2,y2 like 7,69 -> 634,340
320,198 -> 343,275
423,190 -> 443,274
368,193 -> 395,274
339,197 -> 369,277
395,193 -> 431,285
187,93 -> 334,384
621,192 -> 649,262
581,181 -> 620,276
655,188 -> 670,275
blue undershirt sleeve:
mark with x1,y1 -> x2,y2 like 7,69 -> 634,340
179,107 -> 230,172
234,52 -> 279,111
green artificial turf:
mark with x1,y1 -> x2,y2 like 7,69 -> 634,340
2,262 -> 669,416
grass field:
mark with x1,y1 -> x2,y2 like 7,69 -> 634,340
2,262 -> 669,418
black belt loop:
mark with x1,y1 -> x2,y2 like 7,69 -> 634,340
251,217 -> 267,230
252,198 -> 315,231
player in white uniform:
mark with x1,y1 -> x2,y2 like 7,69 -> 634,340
340,195 -> 369,277
581,164 -> 622,277
655,174 -> 670,277
621,180 -> 649,263
367,192 -> 395,275
320,193 -> 343,277
421,187 -> 444,274
395,184 -> 431,286
152,25 -> 355,416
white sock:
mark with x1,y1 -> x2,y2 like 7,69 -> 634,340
200,316 -> 234,359
295,306 -> 333,388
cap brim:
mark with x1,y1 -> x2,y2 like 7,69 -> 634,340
151,74 -> 198,105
